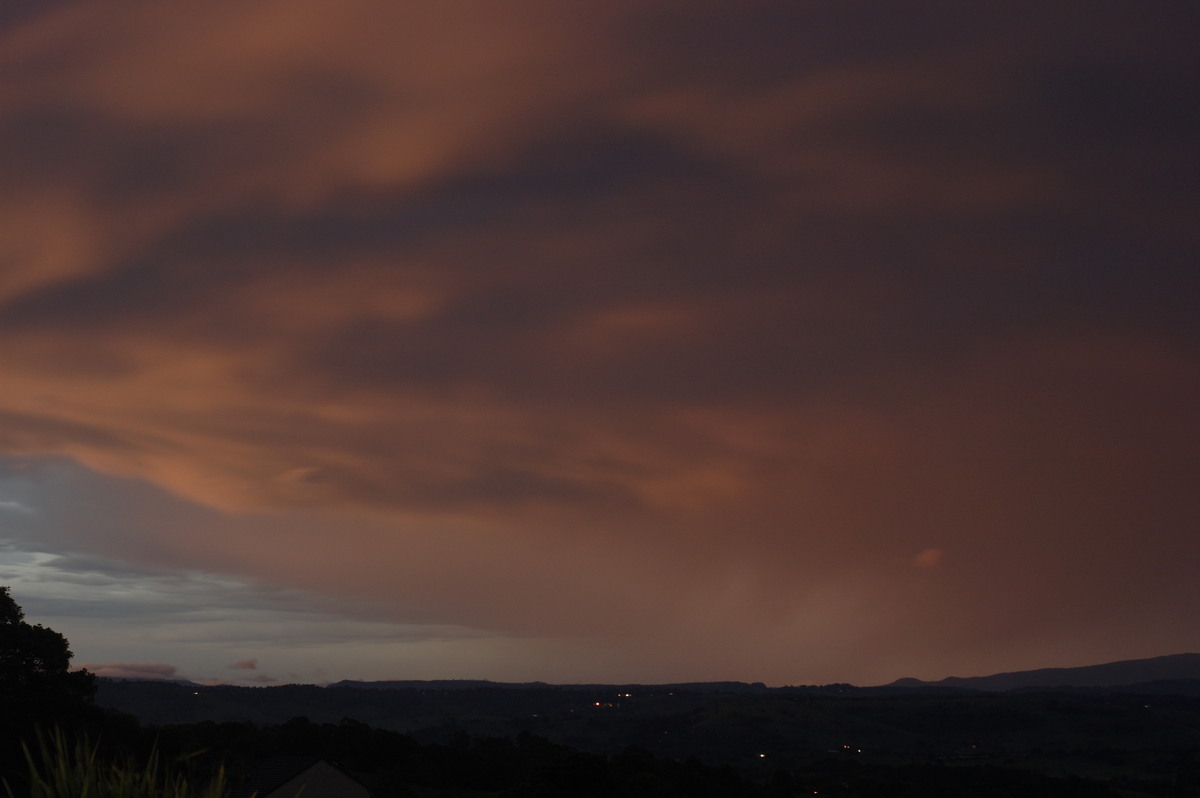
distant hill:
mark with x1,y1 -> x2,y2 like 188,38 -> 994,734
99,676 -> 203,688
889,653 -> 1200,691
330,679 -> 771,693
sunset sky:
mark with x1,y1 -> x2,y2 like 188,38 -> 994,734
1,1 -> 1197,687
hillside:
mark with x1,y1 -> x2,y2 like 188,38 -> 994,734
93,655 -> 1200,790
889,653 -> 1200,691
85,656 -> 1200,795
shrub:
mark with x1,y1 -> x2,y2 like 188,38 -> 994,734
4,728 -> 228,798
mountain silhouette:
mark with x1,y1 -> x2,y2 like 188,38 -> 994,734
888,653 -> 1200,691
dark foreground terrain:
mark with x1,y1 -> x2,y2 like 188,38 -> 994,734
10,585 -> 1199,796
88,672 -> 1200,797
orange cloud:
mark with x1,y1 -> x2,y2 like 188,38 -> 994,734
3,1 -> 1198,685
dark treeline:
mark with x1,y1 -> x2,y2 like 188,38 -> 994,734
105,715 -> 1132,798
8,682 -> 1200,797
95,677 -> 1200,794
9,670 -> 1173,797
15,690 -> 1200,797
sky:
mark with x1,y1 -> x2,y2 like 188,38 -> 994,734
0,1 -> 1197,688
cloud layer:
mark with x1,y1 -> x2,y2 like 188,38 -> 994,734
1,1 -> 1197,684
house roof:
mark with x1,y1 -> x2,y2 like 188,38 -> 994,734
230,755 -> 369,798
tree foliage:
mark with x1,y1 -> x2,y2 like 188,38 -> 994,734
0,587 -> 95,707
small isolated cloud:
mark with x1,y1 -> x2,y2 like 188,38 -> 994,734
0,500 -> 33,514
226,658 -> 258,670
82,662 -> 180,680
912,548 -> 945,569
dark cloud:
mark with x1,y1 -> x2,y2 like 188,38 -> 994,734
0,1 -> 81,34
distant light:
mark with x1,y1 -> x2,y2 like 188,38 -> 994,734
759,753 -> 766,758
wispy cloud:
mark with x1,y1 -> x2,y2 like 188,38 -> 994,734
82,662 -> 181,681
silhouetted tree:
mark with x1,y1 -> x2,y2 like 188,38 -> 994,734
0,587 -> 103,788
0,586 -> 96,708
